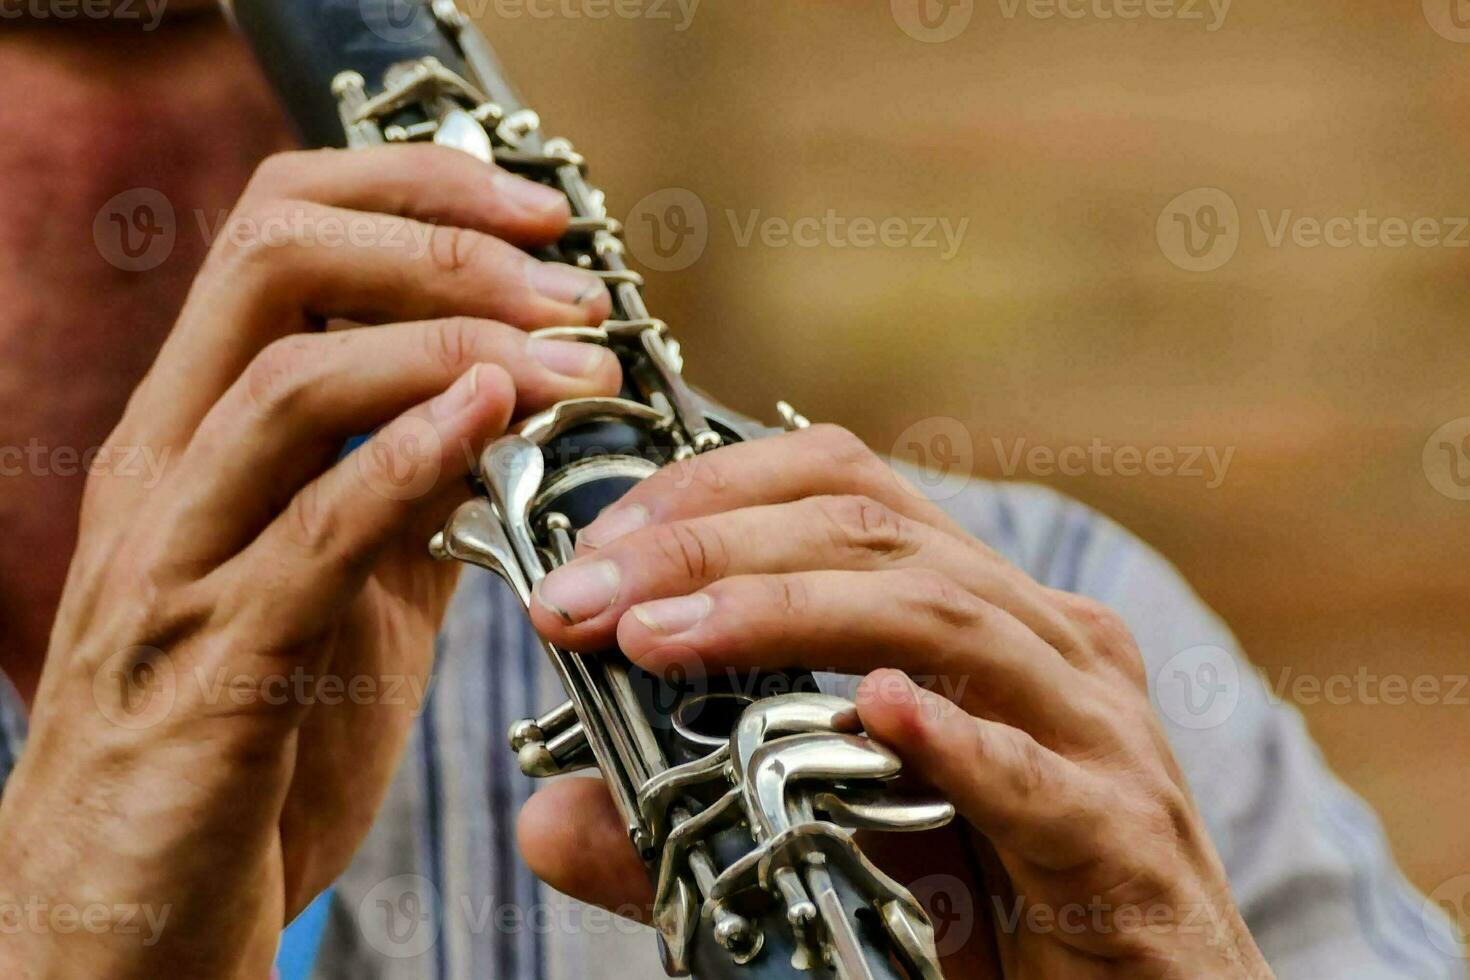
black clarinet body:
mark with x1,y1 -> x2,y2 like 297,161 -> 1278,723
230,3 -> 952,977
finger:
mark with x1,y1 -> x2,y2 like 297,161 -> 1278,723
127,207 -> 608,454
114,144 -> 583,450
217,208 -> 608,327
216,363 -> 517,643
166,321 -> 619,564
609,568 -> 1101,737
531,494 -> 1082,658
575,424 -> 968,551
242,145 -> 572,248
517,778 -> 654,923
856,669 -> 1111,870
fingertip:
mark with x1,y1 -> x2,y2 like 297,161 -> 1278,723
589,344 -> 624,394
858,669 -> 966,756
855,669 -> 930,746
474,359 -> 516,400
855,671 -> 979,808
527,338 -> 623,394
580,288 -> 614,328
614,607 -> 646,652
525,259 -> 612,327
858,667 -> 911,700
527,590 -> 575,645
614,613 -> 710,681
577,503 -> 651,552
490,169 -> 573,229
614,607 -> 682,662
422,143 -> 571,243
458,361 -> 517,442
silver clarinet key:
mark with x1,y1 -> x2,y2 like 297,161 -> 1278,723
235,2 -> 956,975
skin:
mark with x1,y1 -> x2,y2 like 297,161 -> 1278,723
518,429 -> 1276,978
0,13 -> 294,706
0,7 -> 1274,979
0,11 -> 619,978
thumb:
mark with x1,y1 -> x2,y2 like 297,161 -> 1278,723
517,777 -> 656,922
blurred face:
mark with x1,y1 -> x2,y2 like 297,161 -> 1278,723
0,0 -> 290,344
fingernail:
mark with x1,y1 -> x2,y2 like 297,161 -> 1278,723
431,364 -> 479,420
631,594 -> 713,636
529,338 -> 609,379
528,259 -> 604,306
534,559 -> 620,625
578,504 -> 650,549
494,171 -> 568,216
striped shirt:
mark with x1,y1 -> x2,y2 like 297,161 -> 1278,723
0,478 -> 1462,979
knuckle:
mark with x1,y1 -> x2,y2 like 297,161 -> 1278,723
137,592 -> 207,653
244,150 -> 314,197
1143,784 -> 1199,850
813,494 -> 913,559
764,576 -> 811,619
1001,730 -> 1052,800
221,198 -> 307,264
675,450 -> 733,500
651,521 -> 728,583
900,568 -> 982,630
806,423 -> 876,469
1054,592 -> 1144,677
426,317 -> 481,374
282,482 -> 337,557
804,425 -> 899,500
242,336 -> 317,416
94,553 -> 206,648
428,224 -> 486,277
1065,594 -> 1126,639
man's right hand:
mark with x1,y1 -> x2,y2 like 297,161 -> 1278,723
0,145 -> 619,979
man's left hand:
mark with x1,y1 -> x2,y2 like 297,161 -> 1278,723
517,424 -> 1274,979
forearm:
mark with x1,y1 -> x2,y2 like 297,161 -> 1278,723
0,745 -> 283,980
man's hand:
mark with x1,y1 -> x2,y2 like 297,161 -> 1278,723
0,144 -> 619,979
517,425 -> 1275,979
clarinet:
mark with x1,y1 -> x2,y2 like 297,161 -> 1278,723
228,2 -> 954,976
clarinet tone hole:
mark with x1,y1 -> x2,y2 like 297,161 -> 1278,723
672,692 -> 758,750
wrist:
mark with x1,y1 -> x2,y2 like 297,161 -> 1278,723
0,869 -> 276,980
1187,900 -> 1275,980
0,774 -> 278,980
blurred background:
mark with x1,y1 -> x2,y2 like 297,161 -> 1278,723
477,0 -> 1468,921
